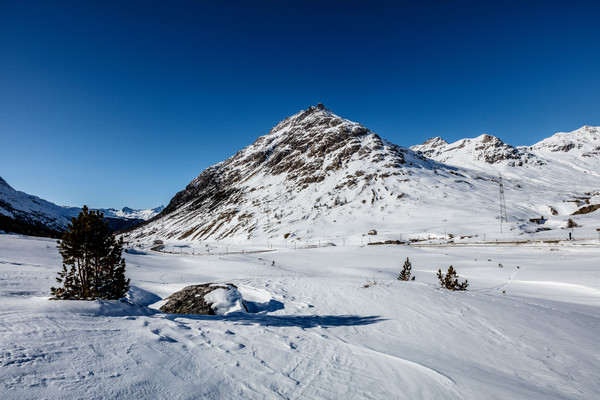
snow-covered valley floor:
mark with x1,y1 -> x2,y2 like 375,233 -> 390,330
1,234 -> 599,399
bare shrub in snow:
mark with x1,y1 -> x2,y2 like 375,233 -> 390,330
363,278 -> 378,288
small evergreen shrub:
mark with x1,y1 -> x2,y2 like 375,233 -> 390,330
437,265 -> 468,291
398,257 -> 412,281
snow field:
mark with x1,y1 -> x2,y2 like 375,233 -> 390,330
1,234 -> 599,399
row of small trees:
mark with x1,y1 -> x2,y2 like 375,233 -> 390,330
398,257 -> 469,291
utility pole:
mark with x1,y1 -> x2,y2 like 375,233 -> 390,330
498,174 -> 508,233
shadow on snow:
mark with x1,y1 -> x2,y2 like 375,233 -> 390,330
61,297 -> 386,328
165,313 -> 386,328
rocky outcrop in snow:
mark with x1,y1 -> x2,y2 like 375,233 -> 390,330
160,284 -> 246,315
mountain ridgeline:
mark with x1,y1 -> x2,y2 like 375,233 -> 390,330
127,105 -> 600,242
0,177 -> 164,238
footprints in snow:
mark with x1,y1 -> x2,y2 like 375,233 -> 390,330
150,328 -> 177,343
139,317 -> 248,354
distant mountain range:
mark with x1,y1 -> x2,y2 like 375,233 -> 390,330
0,176 -> 163,238
124,104 -> 600,243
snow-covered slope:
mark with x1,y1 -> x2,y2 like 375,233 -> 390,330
0,176 -> 163,236
527,125 -> 600,178
0,176 -> 79,236
531,125 -> 600,155
1,234 -> 599,399
410,126 -> 600,221
127,106 -> 600,243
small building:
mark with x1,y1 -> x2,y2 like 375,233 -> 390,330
153,239 -> 164,245
368,229 -> 377,236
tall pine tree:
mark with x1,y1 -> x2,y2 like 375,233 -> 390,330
51,206 -> 130,300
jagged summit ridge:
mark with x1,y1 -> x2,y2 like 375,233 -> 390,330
411,133 -> 541,166
412,125 -> 600,181
164,104 -> 418,214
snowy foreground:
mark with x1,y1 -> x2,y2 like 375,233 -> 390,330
1,234 -> 599,399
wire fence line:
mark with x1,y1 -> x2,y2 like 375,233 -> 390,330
130,232 -> 600,257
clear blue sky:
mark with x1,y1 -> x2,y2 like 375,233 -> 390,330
1,0 -> 599,209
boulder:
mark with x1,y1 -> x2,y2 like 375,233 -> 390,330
160,283 -> 247,315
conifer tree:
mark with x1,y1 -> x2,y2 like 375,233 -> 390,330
437,265 -> 468,291
398,257 -> 412,281
51,206 -> 130,300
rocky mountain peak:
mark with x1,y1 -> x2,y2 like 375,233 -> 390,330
580,125 -> 599,134
479,134 -> 501,144
252,106 -> 380,172
422,137 -> 448,147
410,137 -> 448,157
473,134 -> 507,150
137,106 -> 425,241
0,176 -> 11,188
269,103 -> 345,134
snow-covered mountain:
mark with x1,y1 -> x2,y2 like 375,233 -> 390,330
410,134 -> 543,168
0,177 -> 79,237
126,105 -> 600,243
100,206 -> 165,221
411,126 -> 600,178
0,177 -> 163,237
530,125 -> 600,155
411,126 -> 600,200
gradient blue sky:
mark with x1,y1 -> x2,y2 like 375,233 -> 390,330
1,0 -> 599,209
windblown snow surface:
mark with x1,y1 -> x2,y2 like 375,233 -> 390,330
1,233 -> 599,399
